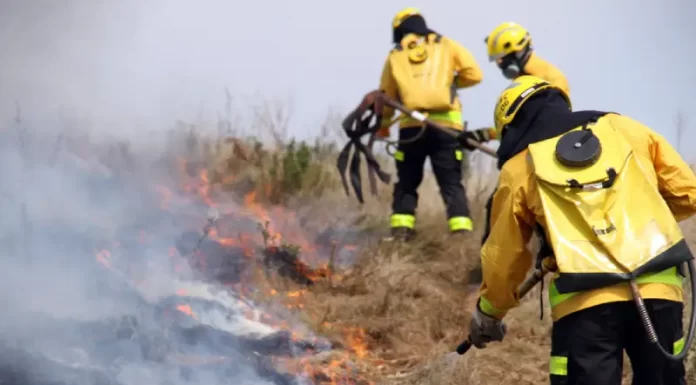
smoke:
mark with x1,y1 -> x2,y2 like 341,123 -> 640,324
0,3 -> 376,382
2,2 -> 207,135
0,106 -> 318,384
0,0 -> 328,140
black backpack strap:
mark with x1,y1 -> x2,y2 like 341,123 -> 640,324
480,189 -> 496,246
534,223 -> 553,321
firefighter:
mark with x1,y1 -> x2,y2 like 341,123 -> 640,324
377,7 -> 484,241
461,22 -> 570,149
457,21 -> 570,282
468,75 -> 696,384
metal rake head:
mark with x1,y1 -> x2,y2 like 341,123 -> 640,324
336,91 -> 391,203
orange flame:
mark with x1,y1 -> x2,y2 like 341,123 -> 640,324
176,304 -> 198,319
344,327 -> 369,359
95,249 -> 111,268
91,158 -> 373,384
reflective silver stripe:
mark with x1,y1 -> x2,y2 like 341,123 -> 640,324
489,28 -> 519,61
489,29 -> 530,62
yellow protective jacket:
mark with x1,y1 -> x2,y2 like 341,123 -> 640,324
479,113 -> 696,322
483,52 -> 570,142
523,52 -> 570,98
377,33 -> 483,137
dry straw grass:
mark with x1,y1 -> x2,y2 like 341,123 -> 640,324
192,104 -> 696,384
10,101 -> 693,384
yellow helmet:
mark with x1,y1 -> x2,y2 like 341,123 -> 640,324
392,7 -> 421,29
485,22 -> 532,62
493,75 -> 571,137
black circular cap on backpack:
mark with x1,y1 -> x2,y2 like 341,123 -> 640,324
555,130 -> 602,168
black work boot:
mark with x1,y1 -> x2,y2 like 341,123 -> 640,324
468,263 -> 483,285
382,227 -> 416,242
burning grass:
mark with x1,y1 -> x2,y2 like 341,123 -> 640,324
197,129 -> 696,384
2,109 -> 696,385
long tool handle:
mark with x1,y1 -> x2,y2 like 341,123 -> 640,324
366,132 -> 378,196
455,267 -> 549,355
381,97 -> 498,158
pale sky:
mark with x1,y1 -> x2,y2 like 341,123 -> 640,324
1,1 -> 694,156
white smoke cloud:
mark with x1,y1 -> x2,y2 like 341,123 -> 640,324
0,107 -> 320,384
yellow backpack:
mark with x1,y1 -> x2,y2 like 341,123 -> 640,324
527,116 -> 688,294
388,33 -> 457,112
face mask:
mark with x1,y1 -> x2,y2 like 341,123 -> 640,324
498,47 -> 530,80
502,64 -> 520,79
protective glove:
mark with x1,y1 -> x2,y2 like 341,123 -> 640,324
469,302 -> 507,348
457,128 -> 491,151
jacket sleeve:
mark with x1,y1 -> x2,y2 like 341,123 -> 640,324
377,56 -> 398,138
478,168 -> 536,319
646,122 -> 696,221
449,39 -> 483,88
547,65 -> 570,98
523,53 -> 571,98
